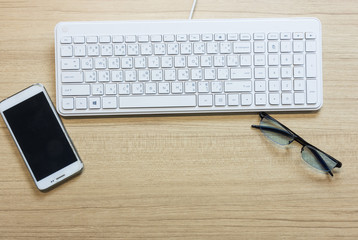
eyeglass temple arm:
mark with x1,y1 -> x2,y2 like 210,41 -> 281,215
251,125 -> 296,139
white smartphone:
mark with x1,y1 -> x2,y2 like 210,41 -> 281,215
0,84 -> 83,191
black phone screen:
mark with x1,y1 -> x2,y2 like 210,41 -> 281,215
4,92 -> 77,181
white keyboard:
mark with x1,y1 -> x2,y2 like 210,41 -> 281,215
55,18 -> 322,116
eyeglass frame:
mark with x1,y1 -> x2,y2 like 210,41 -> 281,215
251,112 -> 342,176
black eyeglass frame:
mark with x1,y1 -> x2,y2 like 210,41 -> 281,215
252,112 -> 342,176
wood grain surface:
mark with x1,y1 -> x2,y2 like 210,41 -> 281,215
0,0 -> 357,239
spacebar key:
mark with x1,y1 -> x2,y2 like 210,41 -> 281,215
119,95 -> 196,108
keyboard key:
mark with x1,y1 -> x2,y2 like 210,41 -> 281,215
293,32 -> 304,39
105,84 -> 117,95
61,45 -> 73,57
89,97 -> 101,109
255,93 -> 266,105
227,94 -> 239,106
184,82 -> 196,93
214,33 -> 225,41
268,67 -> 279,79
92,84 -> 104,95
281,80 -> 292,91
202,34 -> 212,41
294,67 -> 304,78
98,71 -> 110,82
114,44 -> 126,56
61,36 -> 72,44
269,81 -> 280,91
138,35 -> 149,42
241,93 -> 252,106
62,84 -> 90,96
227,33 -> 238,41
254,68 -> 265,79
87,45 -> 100,56
164,34 -> 175,42
231,68 -> 251,79
75,98 -> 87,109
306,41 -> 316,52
282,93 -> 293,105
306,54 -> 316,78
158,82 -> 170,94
254,33 -> 265,40
128,44 -> 139,55
94,57 -> 107,69
293,54 -> 304,65
113,35 -> 124,43
189,34 -> 200,41
102,97 -> 117,109
305,32 -> 316,39
281,54 -> 292,65
120,95 -> 196,108
62,98 -> 74,109
61,71 -> 83,83
74,45 -> 86,57
118,83 -> 130,95
198,82 -> 209,93
280,41 -> 292,52
112,70 -> 123,82
233,42 -> 250,53
177,34 -> 187,42
215,94 -> 226,106
240,33 -> 251,40
132,83 -> 144,94
225,81 -> 251,92
99,36 -> 111,43
269,93 -> 280,105
86,36 -> 98,43
255,81 -> 266,92
146,82 -> 157,94
294,92 -> 305,105
198,95 -> 213,106
61,59 -> 80,70
101,44 -> 113,55
84,71 -> 97,82
240,55 -> 251,66
281,67 -> 292,78
151,35 -> 162,42
268,41 -> 279,53
125,35 -> 136,43
294,80 -> 305,91
307,80 -> 317,104
293,41 -> 304,52
280,32 -> 291,40
171,82 -> 182,93
268,33 -> 279,40
211,81 -> 223,93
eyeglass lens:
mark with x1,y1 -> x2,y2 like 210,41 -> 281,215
301,145 -> 338,173
259,116 -> 294,145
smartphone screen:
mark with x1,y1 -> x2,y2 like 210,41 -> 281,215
3,92 -> 78,181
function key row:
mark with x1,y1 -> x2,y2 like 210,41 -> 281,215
61,32 -> 316,44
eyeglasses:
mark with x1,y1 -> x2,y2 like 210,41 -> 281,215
252,112 -> 342,176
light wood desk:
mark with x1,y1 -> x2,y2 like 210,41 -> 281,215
0,0 -> 357,239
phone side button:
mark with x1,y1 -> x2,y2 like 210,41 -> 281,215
62,98 -> 74,110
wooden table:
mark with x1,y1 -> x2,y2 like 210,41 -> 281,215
0,0 -> 357,239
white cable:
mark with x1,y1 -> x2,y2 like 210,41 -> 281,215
189,0 -> 197,20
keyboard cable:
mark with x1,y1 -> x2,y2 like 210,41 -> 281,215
189,0 -> 197,19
